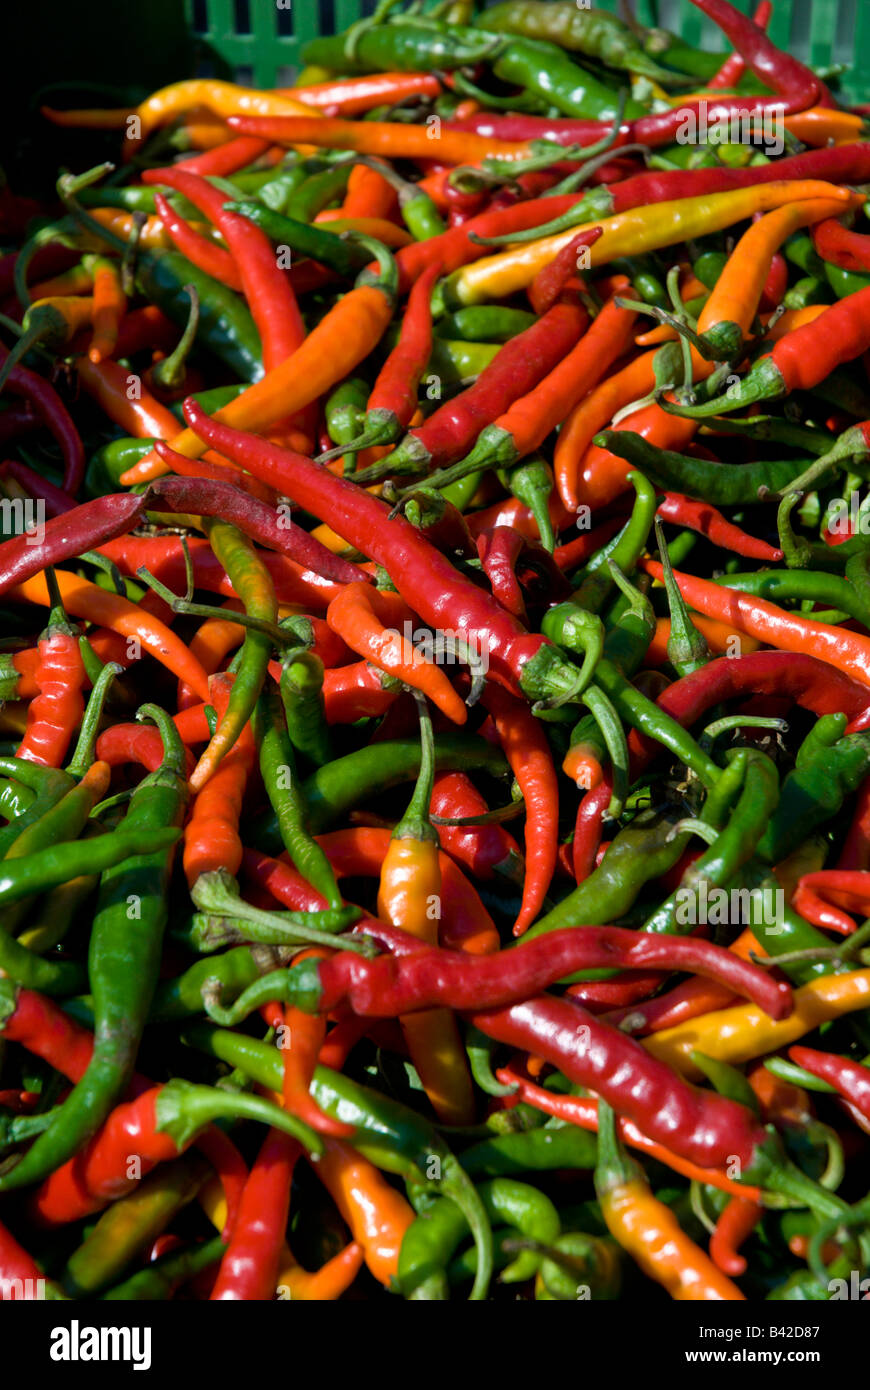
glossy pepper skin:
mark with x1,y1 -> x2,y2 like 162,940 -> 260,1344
594,1101 -> 745,1301
0,707 -> 188,1194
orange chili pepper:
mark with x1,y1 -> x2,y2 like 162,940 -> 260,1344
326,583 -> 468,726
87,255 -> 126,363
595,1101 -> 745,1300
228,112 -> 533,165
182,675 -> 256,885
376,699 -> 475,1125
309,1139 -> 415,1286
7,570 -> 210,701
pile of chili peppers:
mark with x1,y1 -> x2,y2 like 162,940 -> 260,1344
4,0 -> 870,1304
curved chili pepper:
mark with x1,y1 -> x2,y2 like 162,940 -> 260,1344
788,1047 -> 870,1127
0,1217 -> 66,1300
657,494 -> 781,563
322,659 -> 400,723
326,582 -> 467,724
309,1137 -> 414,1286
709,1196 -> 764,1278
0,707 -> 189,1195
204,921 -> 790,1026
812,217 -> 870,275
0,345 -> 85,494
480,682 -> 558,935
181,402 -> 583,703
153,192 -> 243,291
123,237 -> 397,484
430,770 -> 521,883
183,675 -> 255,886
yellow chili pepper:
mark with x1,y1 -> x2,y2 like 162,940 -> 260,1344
644,968 -> 870,1077
376,694 -> 475,1126
595,1101 -> 744,1301
445,180 -> 858,306
130,79 -> 317,149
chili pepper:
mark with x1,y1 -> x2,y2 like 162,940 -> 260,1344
654,519 -> 709,676
592,428 -> 807,505
320,262 -> 441,459
477,0 -> 681,83
309,1137 -> 414,1286
709,1196 -> 764,1278
209,1129 -> 298,1301
153,192 -> 243,290
15,599 -> 85,770
279,649 -> 332,768
203,920 -> 790,1027
230,112 -> 534,167
181,404 -> 585,705
29,1079 -> 321,1227
0,345 -> 84,494
594,1100 -> 745,1301
185,1023 -> 493,1300
758,716 -> 870,863
645,969 -> 870,1076
443,182 -> 855,308
294,71 -> 441,115
301,20 -> 501,75
182,675 -> 255,887
658,494 -> 781,564
325,582 -> 467,724
125,78 -> 314,152
788,1047 -> 870,1127
83,254 -> 125,363
356,296 -> 590,484
62,1153 -> 209,1298
640,559 -> 870,693
253,675 -> 341,908
0,706 -> 188,1194
427,281 -> 636,491
0,493 -> 147,597
123,236 -> 397,484
431,770 -> 521,883
813,217 -> 870,275
791,871 -> 870,936
375,694 -> 474,1126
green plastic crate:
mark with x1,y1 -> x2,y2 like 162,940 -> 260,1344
185,0 -> 870,104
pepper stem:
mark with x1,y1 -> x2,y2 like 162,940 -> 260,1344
66,659 -> 123,778
151,283 -> 199,390
392,691 -> 437,843
137,701 -> 187,779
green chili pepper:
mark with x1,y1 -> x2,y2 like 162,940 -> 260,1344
301,22 -> 504,73
478,32 -> 645,122
149,945 -> 291,1024
477,1 -> 680,83
594,429 -> 809,505
253,734 -> 508,850
225,200 -> 367,277
535,1230 -> 622,1300
506,455 -> 556,552
758,715 -> 870,864
101,1234 -> 225,1301
0,758 -> 75,859
461,1124 -> 598,1178
570,471 -> 658,613
823,260 -> 870,299
280,648 -> 333,769
0,706 -> 187,1192
655,518 -> 709,675
436,308 -> 537,344
784,276 -> 830,311
285,163 -> 353,223
185,1021 -> 493,1300
253,676 -> 341,907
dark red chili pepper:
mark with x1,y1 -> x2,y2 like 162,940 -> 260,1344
209,921 -> 790,1023
788,1046 -> 870,1125
0,344 -> 85,494
0,494 -> 145,596
3,460 -> 75,517
182,401 -> 582,703
147,469 -> 368,585
812,217 -> 870,275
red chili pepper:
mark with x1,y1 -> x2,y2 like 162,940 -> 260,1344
430,770 -> 521,883
3,460 -> 75,517
789,1046 -> 870,1125
16,612 -> 85,768
708,0 -> 772,88
709,1196 -> 764,1276
791,870 -> 870,936
480,683 -> 558,935
174,135 -> 270,177
296,921 -> 791,1020
210,1130 -> 299,1301
153,192 -> 243,291
528,227 -> 601,315
657,494 -> 782,563
496,1065 -> 761,1202
182,401 -> 577,702
322,660 -> 399,723
838,778 -> 870,871
141,167 -> 304,372
0,493 -> 144,596
812,217 -> 870,274
0,345 -> 84,494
